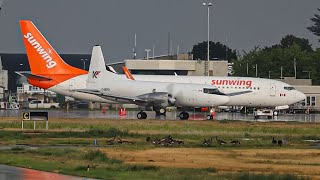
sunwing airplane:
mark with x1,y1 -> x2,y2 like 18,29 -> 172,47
18,20 -> 231,120
18,20 -> 306,119
122,67 -> 306,108
18,20 -> 118,104
77,46 -> 232,119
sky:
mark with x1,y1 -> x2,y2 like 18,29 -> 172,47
0,0 -> 319,63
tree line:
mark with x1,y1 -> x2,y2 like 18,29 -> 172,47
191,9 -> 320,84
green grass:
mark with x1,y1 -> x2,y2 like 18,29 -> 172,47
235,172 -> 309,180
0,143 -> 314,179
0,148 -> 222,179
0,119 -> 318,179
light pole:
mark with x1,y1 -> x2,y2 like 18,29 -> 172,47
80,58 -> 88,70
246,62 -> 248,76
268,71 -> 271,79
255,64 -> 258,77
202,2 -> 213,76
302,70 -> 311,79
145,49 -> 151,60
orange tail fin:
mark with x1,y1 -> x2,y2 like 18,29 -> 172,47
122,66 -> 135,80
20,20 -> 87,76
19,20 -> 87,89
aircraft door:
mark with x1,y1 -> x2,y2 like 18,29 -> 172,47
270,83 -> 276,96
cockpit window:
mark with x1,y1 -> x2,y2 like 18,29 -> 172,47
284,87 -> 295,91
203,88 -> 225,95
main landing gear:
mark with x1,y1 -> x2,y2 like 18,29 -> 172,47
178,111 -> 189,120
137,111 -> 147,119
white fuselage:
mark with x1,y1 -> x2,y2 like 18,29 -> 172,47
89,79 -> 230,107
124,75 -> 306,107
47,74 -> 116,103
46,74 -> 305,107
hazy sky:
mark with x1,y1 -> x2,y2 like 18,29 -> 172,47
0,0 -> 319,63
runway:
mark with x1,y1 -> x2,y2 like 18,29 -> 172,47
0,109 -> 319,122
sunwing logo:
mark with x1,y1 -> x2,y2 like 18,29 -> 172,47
211,80 -> 252,88
24,33 -> 57,69
92,71 -> 101,78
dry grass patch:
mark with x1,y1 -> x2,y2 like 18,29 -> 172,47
102,148 -> 320,179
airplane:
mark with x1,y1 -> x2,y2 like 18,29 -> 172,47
18,20 -> 118,104
18,20 -> 231,120
18,20 -> 306,119
76,45 -> 232,119
122,67 -> 306,109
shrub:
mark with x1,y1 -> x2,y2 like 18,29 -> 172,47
83,150 -> 122,164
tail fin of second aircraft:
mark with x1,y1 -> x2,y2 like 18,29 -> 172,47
122,66 -> 135,80
87,46 -> 124,87
20,20 -> 87,76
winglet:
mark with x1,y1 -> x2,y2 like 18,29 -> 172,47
122,66 -> 135,80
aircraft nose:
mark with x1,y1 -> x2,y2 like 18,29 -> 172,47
296,91 -> 306,102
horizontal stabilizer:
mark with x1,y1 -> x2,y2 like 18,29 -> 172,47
15,71 -> 52,81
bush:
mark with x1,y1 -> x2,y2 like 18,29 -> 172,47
11,146 -> 25,151
124,164 -> 158,171
236,172 -> 309,180
206,167 -> 217,173
35,148 -> 77,156
44,128 -> 132,138
83,150 -> 122,164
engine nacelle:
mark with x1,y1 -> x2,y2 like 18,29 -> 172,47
137,92 -> 175,108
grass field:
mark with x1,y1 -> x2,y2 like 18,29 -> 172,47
0,117 -> 319,179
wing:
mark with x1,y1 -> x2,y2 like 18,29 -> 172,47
224,90 -> 252,96
74,89 -> 148,105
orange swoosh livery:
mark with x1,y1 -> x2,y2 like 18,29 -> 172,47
20,20 -> 88,89
122,66 -> 135,80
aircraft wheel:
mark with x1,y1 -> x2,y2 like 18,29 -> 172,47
137,112 -> 143,119
142,112 -> 147,119
159,108 -> 166,115
137,112 -> 147,119
273,111 -> 278,116
179,112 -> 189,120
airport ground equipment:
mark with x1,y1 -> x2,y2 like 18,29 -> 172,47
254,109 -> 275,119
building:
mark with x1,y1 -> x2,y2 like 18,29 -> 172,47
277,77 -> 320,112
0,53 -> 91,92
126,53 -> 228,76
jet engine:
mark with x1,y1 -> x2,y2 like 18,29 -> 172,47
137,92 -> 176,108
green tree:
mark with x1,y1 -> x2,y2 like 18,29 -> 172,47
307,8 -> 320,42
279,35 -> 313,52
233,44 -> 314,82
191,41 -> 237,61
